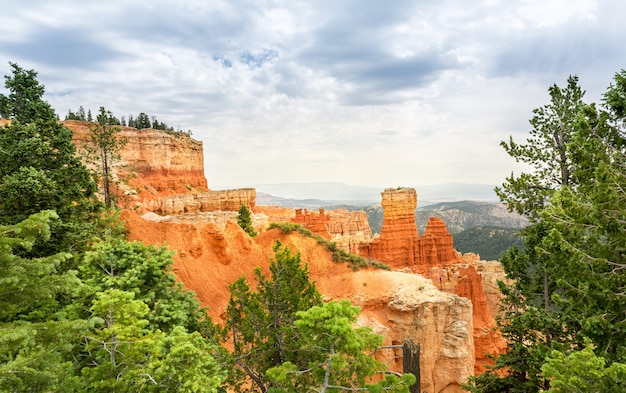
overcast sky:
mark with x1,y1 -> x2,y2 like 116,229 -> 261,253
2,0 -> 625,189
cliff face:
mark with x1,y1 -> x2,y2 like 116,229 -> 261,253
123,211 -> 474,393
67,120 -> 207,194
290,208 -> 372,253
66,120 -> 257,215
153,188 -> 257,215
358,187 -> 506,374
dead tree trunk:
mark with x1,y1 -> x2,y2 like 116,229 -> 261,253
403,339 -> 420,393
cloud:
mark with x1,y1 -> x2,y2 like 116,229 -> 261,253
2,0 -> 625,189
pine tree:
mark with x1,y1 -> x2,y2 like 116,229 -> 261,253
468,71 -> 626,392
236,204 -> 257,236
267,300 -> 415,393
0,211 -> 86,391
0,63 -> 100,259
224,241 -> 323,392
83,106 -> 128,208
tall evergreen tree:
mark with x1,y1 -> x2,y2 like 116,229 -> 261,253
0,211 -> 86,392
267,300 -> 415,393
83,106 -> 128,208
237,204 -> 257,236
467,72 -> 626,392
495,75 -> 585,221
224,241 -> 323,392
0,63 -> 100,259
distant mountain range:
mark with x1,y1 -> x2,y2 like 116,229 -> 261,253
214,182 -> 501,208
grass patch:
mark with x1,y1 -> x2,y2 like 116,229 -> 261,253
268,222 -> 389,271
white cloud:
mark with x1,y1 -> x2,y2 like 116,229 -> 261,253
1,0 -> 624,190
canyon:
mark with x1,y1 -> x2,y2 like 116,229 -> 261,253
67,121 -> 508,393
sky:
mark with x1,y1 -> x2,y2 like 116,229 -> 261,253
2,0 -> 625,190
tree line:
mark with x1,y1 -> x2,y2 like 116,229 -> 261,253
0,63 -> 414,392
65,105 -> 193,135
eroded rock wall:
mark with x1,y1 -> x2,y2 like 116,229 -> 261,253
359,188 -> 460,272
67,120 -> 207,193
123,211 -> 474,393
290,208 -> 372,253
359,187 -> 506,374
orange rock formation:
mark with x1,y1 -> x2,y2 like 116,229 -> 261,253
65,120 -> 256,215
68,120 -> 207,195
123,210 -> 475,393
290,208 -> 372,253
61,121 -> 509,389
359,188 -> 461,273
358,187 -> 506,374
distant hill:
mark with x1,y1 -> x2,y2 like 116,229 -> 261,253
415,201 -> 528,234
256,192 -> 373,209
454,226 -> 524,261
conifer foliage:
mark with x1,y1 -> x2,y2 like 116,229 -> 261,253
237,203 -> 257,236
466,71 -> 626,392
0,62 -> 99,257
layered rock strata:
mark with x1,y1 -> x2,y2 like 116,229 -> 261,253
290,208 -> 372,253
65,121 -> 259,215
358,187 -> 506,374
153,188 -> 256,215
123,211 -> 474,393
359,188 -> 460,272
67,120 -> 207,194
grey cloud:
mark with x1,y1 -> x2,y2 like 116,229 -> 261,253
490,25 -> 618,78
292,2 -> 459,105
0,28 -> 126,70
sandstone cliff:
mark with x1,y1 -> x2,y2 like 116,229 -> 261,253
358,187 -> 506,374
123,211 -> 474,393
359,188 -> 461,273
290,208 -> 372,253
65,120 -> 256,215
67,120 -> 207,194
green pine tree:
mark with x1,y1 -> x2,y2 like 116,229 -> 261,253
0,63 -> 100,260
266,300 -> 415,393
237,204 -> 257,236
0,211 -> 86,392
224,241 -> 323,392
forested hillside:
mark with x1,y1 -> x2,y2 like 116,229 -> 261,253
453,226 -> 524,261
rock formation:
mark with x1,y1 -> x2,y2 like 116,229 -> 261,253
63,121 -> 509,389
67,120 -> 207,194
65,120 -> 257,215
358,187 -> 507,374
359,188 -> 421,268
123,211 -> 475,393
290,208 -> 372,253
153,188 -> 256,215
359,188 -> 462,273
